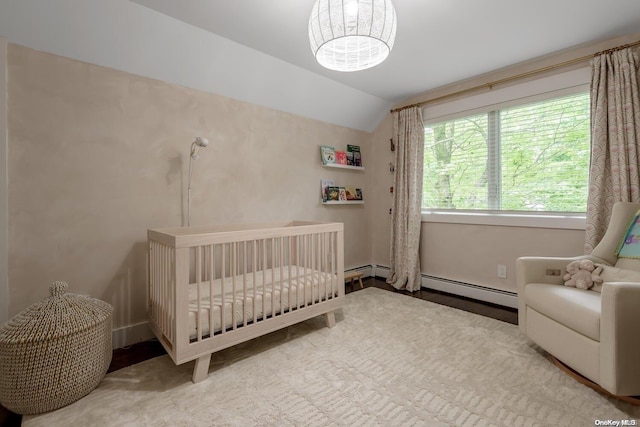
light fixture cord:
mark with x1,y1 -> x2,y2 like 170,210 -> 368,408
187,142 -> 197,227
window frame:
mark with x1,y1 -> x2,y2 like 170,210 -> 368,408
420,69 -> 591,228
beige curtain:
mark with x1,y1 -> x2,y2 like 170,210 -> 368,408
585,45 -> 640,253
388,107 -> 424,291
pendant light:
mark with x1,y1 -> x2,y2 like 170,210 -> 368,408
308,0 -> 397,72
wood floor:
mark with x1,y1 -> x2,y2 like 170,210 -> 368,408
0,277 -> 517,426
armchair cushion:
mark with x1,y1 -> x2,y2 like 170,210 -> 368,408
524,283 -> 601,341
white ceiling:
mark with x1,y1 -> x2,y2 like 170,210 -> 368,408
0,1 -> 639,131
131,0 -> 640,103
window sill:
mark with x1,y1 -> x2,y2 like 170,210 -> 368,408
421,211 -> 586,230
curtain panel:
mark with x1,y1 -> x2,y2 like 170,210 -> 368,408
585,45 -> 640,253
388,107 -> 424,291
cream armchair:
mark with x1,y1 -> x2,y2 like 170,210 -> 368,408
517,201 -> 640,397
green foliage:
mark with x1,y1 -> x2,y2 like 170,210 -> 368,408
423,93 -> 590,213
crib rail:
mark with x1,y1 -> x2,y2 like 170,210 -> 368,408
148,221 -> 344,364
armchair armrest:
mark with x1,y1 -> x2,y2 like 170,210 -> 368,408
516,255 -> 605,293
600,282 -> 640,396
515,255 -> 606,333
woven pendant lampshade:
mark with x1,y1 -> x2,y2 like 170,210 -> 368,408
309,0 -> 397,72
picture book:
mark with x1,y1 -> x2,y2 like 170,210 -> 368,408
338,187 -> 347,201
345,186 -> 358,200
326,186 -> 340,201
617,211 -> 640,258
346,151 -> 354,166
355,188 -> 363,200
320,145 -> 336,164
320,179 -> 335,202
335,150 -> 348,165
347,144 -> 362,167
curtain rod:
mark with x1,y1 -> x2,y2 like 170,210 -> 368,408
391,39 -> 640,114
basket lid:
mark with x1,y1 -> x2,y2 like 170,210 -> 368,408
0,281 -> 113,344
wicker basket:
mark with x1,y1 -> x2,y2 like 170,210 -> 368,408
0,281 -> 113,414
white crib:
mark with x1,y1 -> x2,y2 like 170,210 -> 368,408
147,221 -> 344,382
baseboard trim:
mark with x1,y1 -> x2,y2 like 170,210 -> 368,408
373,265 -> 518,309
112,321 -> 155,349
345,265 -> 374,277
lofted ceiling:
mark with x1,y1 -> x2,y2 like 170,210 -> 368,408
0,1 -> 639,131
131,0 -> 640,103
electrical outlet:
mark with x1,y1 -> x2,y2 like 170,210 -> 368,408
497,264 -> 507,278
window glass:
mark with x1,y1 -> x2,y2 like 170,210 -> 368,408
423,92 -> 590,213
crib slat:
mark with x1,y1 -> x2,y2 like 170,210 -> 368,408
288,237 -> 292,313
153,243 -> 158,335
166,247 -> 171,342
278,236 -> 283,316
252,239 -> 257,324
337,229 -> 344,298
242,240 -> 247,327
175,247 -> 190,349
195,245 -> 202,342
318,233 -> 328,301
161,243 -> 166,339
312,234 -> 317,305
262,239 -> 267,321
209,244 -> 214,340
314,234 -> 319,303
325,233 -> 330,300
270,238 -> 275,317
303,234 -> 308,307
150,243 -> 156,326
321,234 -> 327,302
294,236 -> 300,310
231,242 -> 237,330
221,243 -> 226,335
158,245 -> 170,342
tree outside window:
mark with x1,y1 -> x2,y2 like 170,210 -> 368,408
423,92 -> 590,213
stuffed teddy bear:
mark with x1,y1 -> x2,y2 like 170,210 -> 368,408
563,259 -> 603,290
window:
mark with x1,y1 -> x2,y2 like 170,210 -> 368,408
423,92 -> 590,213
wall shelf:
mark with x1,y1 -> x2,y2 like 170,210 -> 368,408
320,146 -> 364,204
322,163 -> 365,171
322,200 -> 365,205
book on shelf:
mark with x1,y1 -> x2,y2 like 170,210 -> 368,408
326,186 -> 340,201
346,151 -> 354,166
345,186 -> 358,200
347,144 -> 362,167
335,150 -> 348,165
355,188 -> 363,200
338,187 -> 347,201
320,179 -> 335,202
320,145 -> 336,165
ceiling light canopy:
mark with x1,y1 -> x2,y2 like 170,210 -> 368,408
308,0 -> 397,72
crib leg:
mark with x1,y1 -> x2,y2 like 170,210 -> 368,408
324,311 -> 336,328
192,354 -> 212,383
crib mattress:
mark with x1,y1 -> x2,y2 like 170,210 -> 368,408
188,266 -> 337,340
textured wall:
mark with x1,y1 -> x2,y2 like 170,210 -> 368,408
0,38 -> 8,323
7,44 -> 371,329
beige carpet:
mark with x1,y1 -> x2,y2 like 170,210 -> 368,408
24,287 -> 639,426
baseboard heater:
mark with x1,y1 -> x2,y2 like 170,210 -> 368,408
365,264 -> 518,309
